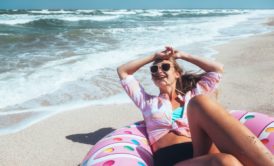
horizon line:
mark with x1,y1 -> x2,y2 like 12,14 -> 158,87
1,7 -> 274,10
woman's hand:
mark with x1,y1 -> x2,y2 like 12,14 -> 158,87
154,49 -> 172,60
165,46 -> 190,60
154,46 -> 191,60
154,46 -> 179,60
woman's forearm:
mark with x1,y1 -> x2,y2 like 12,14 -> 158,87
178,52 -> 224,73
117,54 -> 156,80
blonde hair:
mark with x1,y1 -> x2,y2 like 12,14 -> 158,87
154,58 -> 205,96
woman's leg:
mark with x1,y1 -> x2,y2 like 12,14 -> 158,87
187,95 -> 274,166
175,153 -> 243,166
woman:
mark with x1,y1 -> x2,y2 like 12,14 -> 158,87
117,46 -> 274,166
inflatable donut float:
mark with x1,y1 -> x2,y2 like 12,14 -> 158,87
230,110 -> 274,153
81,121 -> 153,166
81,110 -> 274,166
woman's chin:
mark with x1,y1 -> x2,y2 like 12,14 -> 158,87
155,80 -> 168,87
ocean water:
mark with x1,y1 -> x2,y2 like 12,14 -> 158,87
0,9 -> 274,134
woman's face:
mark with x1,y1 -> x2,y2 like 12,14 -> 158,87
151,60 -> 180,88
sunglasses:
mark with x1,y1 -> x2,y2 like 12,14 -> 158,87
150,63 -> 171,74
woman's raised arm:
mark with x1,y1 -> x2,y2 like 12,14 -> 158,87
181,53 -> 224,73
117,48 -> 174,80
117,54 -> 155,80
168,46 -> 224,73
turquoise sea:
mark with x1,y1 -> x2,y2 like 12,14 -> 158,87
0,9 -> 273,134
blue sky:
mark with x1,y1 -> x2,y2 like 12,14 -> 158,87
1,0 -> 274,9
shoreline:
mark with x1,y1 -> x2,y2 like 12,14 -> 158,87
1,30 -> 274,165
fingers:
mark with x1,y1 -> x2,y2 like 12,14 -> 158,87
155,46 -> 179,60
165,46 -> 174,55
154,51 -> 166,60
161,46 -> 172,57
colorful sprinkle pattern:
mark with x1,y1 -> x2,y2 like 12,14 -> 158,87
81,111 -> 274,166
81,121 -> 153,166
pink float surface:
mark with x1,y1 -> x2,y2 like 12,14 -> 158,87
81,121 -> 153,166
82,111 -> 274,166
230,110 -> 274,154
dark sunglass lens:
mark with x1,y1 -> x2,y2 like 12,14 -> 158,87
150,66 -> 158,73
161,63 -> 170,72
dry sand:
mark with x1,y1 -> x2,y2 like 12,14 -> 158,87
0,104 -> 142,165
0,32 -> 274,165
215,32 -> 274,114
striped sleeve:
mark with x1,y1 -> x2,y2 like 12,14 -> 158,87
193,72 -> 222,95
120,75 -> 149,111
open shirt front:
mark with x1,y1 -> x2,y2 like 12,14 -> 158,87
120,72 -> 222,145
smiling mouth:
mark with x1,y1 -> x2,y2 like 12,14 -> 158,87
153,74 -> 167,80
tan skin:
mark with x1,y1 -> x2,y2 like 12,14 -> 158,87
117,46 -> 274,166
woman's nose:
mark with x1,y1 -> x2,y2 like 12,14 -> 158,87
157,67 -> 164,74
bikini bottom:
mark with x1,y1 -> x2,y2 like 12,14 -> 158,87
153,142 -> 193,166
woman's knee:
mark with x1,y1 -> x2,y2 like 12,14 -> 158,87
188,95 -> 211,109
211,153 -> 243,166
187,95 -> 212,117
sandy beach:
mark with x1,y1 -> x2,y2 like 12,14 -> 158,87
0,104 -> 143,165
215,31 -> 274,115
1,28 -> 274,166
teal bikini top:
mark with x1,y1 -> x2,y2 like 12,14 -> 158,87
172,106 -> 184,123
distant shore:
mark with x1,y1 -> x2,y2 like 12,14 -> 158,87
1,23 -> 274,166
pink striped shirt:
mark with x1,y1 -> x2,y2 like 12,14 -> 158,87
121,72 -> 222,145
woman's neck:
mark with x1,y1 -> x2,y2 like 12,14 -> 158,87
160,86 -> 177,101
160,87 -> 183,110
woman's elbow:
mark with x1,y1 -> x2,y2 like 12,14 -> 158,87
117,66 -> 122,75
117,66 -> 128,80
117,66 -> 123,77
217,64 -> 224,73
213,63 -> 224,74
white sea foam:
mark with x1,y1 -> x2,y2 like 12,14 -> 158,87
0,15 -> 35,25
0,33 -> 9,36
61,15 -> 120,21
29,9 -> 74,14
102,10 -> 137,15
0,47 -> 140,109
0,14 -> 121,25
140,10 -> 163,17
